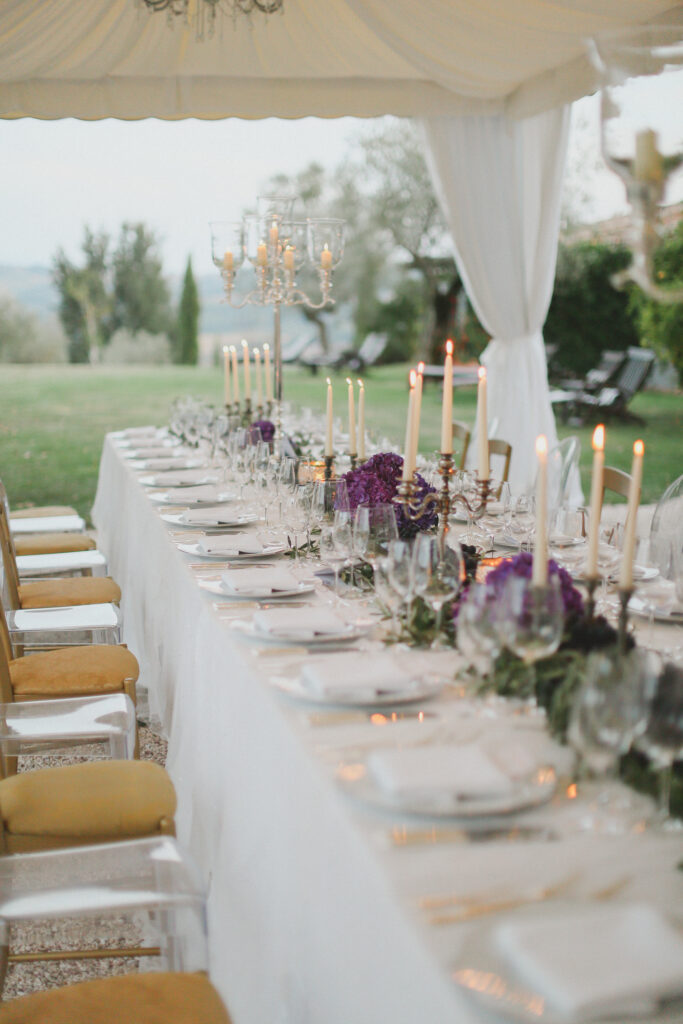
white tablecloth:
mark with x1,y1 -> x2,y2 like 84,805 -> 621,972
93,435 -> 683,1024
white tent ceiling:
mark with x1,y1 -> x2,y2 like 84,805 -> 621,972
0,0 -> 679,121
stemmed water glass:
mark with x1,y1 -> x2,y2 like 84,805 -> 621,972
310,479 -> 349,530
456,582 -> 505,676
352,505 -> 399,584
638,662 -> 683,830
498,574 -> 565,684
320,510 -> 353,595
411,534 -> 463,648
386,539 -> 417,629
374,556 -> 405,638
508,495 -> 535,553
569,648 -> 660,832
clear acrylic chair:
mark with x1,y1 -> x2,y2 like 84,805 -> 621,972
4,602 -> 122,655
15,549 -> 108,580
0,694 -> 136,771
650,473 -> 683,581
0,836 -> 209,990
547,435 -> 581,508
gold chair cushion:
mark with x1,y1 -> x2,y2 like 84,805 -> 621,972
0,761 -> 176,837
18,576 -> 121,609
10,505 -> 78,519
14,533 -> 97,556
0,972 -> 232,1024
9,644 -> 139,697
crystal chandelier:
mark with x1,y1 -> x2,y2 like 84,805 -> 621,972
140,0 -> 283,38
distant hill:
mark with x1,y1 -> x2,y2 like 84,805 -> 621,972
0,265 -> 57,317
0,263 -> 271,336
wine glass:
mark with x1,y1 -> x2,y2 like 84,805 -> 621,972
386,538 -> 417,628
498,574 -> 564,686
352,505 -> 399,580
411,534 -> 462,648
374,555 -> 404,638
569,648 -> 660,833
456,582 -> 505,676
508,495 -> 536,553
310,479 -> 349,530
320,510 -> 353,596
638,661 -> 683,830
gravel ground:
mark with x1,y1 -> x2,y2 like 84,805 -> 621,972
3,711 -> 169,1002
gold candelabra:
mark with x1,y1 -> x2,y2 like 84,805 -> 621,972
393,453 -> 492,538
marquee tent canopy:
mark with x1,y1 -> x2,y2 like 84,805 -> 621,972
0,0 -> 679,121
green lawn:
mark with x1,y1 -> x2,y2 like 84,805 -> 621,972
0,364 -> 680,520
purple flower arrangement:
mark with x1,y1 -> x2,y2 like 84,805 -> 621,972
252,419 -> 275,443
339,452 -> 438,539
483,551 -> 584,619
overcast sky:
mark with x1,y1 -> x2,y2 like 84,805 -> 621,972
2,95 -> 667,279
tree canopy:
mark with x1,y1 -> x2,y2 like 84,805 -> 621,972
53,223 -> 173,363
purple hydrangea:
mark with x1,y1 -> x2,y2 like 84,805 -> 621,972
339,452 -> 438,539
252,419 -> 275,443
482,551 -> 584,618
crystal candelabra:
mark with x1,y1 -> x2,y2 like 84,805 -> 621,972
393,453 -> 493,540
211,196 -> 345,443
590,22 -> 683,303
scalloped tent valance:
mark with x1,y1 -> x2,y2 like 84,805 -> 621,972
0,0 -> 679,121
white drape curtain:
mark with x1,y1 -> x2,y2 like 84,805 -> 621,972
422,107 -> 582,499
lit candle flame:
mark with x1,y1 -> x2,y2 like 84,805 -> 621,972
263,343 -> 269,352
254,347 -> 259,356
417,361 -> 425,375
535,434 -> 548,456
478,366 -> 486,382
634,439 -> 644,457
592,424 -> 605,451
357,379 -> 364,389
567,783 -> 578,799
223,345 -> 229,353
446,339 -> 453,356
409,369 -> 417,388
346,377 -> 353,386
326,376 -> 331,387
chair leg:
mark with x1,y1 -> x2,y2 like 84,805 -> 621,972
123,677 -> 140,759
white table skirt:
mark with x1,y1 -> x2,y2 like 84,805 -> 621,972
93,435 -> 683,1024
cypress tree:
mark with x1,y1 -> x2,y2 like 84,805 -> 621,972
177,257 -> 200,364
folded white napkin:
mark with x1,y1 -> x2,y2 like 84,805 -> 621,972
128,446 -> 179,459
165,485 -> 228,504
221,567 -> 300,595
180,504 -> 240,525
196,533 -> 263,556
123,426 -> 157,437
153,470 -> 218,487
253,607 -> 347,639
301,653 -> 415,700
495,903 -> 683,1021
126,437 -> 171,449
139,458 -> 190,470
367,743 -> 515,803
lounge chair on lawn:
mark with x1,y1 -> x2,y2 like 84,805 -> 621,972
568,347 -> 655,425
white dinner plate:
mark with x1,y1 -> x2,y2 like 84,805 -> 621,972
138,473 -> 220,488
150,490 -> 236,507
229,618 -> 369,646
629,595 -> 683,624
452,911 -> 683,1024
161,511 -> 259,529
131,458 -> 205,471
336,759 -> 556,820
198,578 -> 315,599
269,671 -> 445,707
177,541 -> 287,560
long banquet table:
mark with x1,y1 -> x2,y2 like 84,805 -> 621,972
93,433 -> 683,1024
